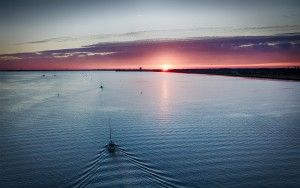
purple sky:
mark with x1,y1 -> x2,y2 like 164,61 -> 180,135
0,0 -> 299,69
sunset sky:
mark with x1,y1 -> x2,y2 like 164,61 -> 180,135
0,0 -> 299,70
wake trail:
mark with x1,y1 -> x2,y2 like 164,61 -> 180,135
68,148 -> 106,188
118,147 -> 185,188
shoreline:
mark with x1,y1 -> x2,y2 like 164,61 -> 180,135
1,68 -> 300,81
166,68 -> 300,81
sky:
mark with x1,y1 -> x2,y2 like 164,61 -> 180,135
0,0 -> 300,70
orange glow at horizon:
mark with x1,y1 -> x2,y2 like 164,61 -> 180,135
162,64 -> 171,71
1,46 -> 299,70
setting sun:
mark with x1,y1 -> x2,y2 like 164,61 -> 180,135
162,64 -> 171,71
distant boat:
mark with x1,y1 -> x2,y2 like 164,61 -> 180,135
107,119 -> 116,152
100,82 -> 103,89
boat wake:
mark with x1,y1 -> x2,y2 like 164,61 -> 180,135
118,146 -> 184,188
69,145 -> 185,188
69,148 -> 107,188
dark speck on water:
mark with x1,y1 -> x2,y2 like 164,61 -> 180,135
0,71 -> 299,187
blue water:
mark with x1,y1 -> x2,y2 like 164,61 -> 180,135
0,71 -> 299,187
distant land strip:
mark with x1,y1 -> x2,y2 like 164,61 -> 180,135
166,68 -> 300,81
118,68 -> 300,81
1,68 -> 300,81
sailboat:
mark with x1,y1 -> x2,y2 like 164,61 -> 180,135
107,119 -> 117,152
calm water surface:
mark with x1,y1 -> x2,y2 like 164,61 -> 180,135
0,71 -> 299,187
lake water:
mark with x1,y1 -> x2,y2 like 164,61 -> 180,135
0,71 -> 299,187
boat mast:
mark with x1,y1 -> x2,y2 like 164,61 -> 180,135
109,118 -> 112,141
